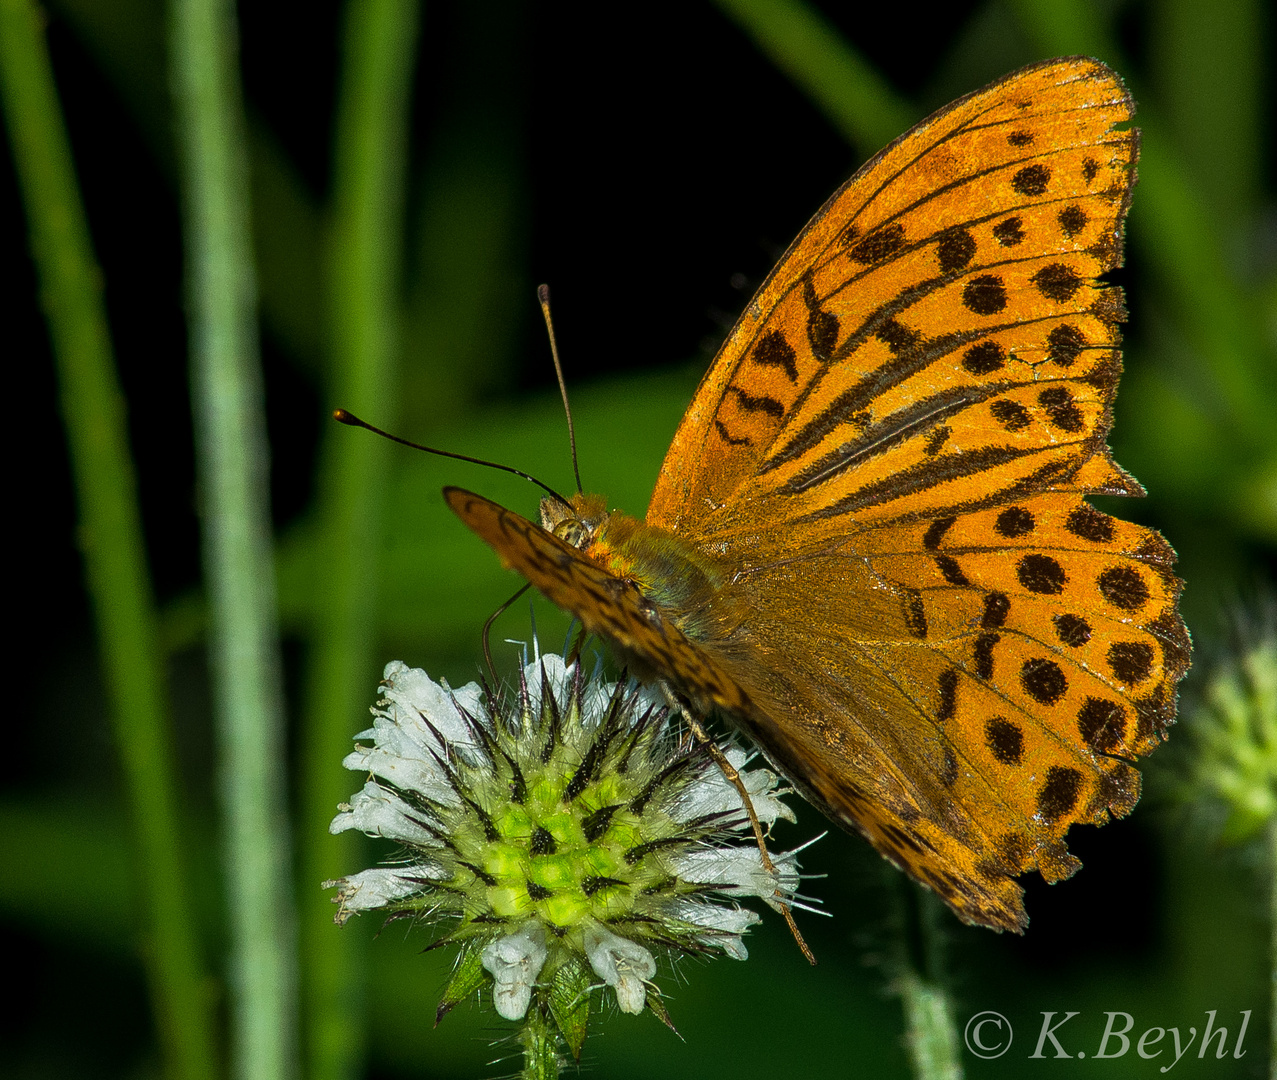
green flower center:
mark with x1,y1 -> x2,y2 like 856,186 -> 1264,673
453,746 -> 673,934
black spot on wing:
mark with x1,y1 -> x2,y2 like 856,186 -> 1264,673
923,516 -> 956,550
1012,164 -> 1051,195
936,554 -> 969,586
990,399 -> 1031,431
1107,641 -> 1154,684
849,222 -> 906,264
924,426 -> 950,456
808,309 -> 840,362
1066,505 -> 1113,542
876,318 -> 922,353
963,275 -> 1007,316
936,227 -> 977,273
1046,324 -> 1085,367
1038,387 -> 1085,432
752,330 -> 799,382
993,217 -> 1024,246
1078,698 -> 1126,752
1021,658 -> 1067,705
995,506 -> 1034,537
1053,613 -> 1091,647
1018,554 -> 1066,594
1099,566 -> 1149,611
981,591 -> 1009,628
962,341 -> 1005,374
904,589 -> 928,639
937,669 -> 958,722
985,717 -> 1023,764
1033,263 -> 1084,302
974,632 -> 998,679
1038,766 -> 1083,821
1058,205 -> 1088,237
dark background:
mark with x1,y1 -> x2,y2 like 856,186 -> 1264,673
4,0 -> 1273,1077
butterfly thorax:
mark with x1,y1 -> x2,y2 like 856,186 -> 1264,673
540,491 -> 736,644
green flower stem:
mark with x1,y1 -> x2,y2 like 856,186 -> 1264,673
300,2 -> 419,1078
899,972 -> 963,1080
898,888 -> 963,1080
0,5 -> 218,1080
1270,817 -> 1276,1078
709,0 -> 917,153
520,1004 -> 560,1080
168,1 -> 298,1078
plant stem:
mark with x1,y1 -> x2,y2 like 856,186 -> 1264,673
1270,816 -> 1276,1080
899,971 -> 964,1080
168,0 -> 298,1078
898,888 -> 964,1080
520,1003 -> 560,1080
300,2 -> 419,1079
0,4 -> 218,1080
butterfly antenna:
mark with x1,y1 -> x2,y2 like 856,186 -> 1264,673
537,284 -> 584,494
333,409 -> 573,509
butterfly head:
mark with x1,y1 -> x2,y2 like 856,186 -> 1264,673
540,491 -> 609,551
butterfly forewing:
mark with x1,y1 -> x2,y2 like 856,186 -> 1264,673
649,56 -> 1139,535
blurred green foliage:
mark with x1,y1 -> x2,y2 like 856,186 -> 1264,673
3,0 -> 1273,1078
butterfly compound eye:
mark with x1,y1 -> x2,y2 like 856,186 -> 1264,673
540,492 -> 609,550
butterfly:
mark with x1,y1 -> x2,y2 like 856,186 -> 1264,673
445,57 -> 1191,932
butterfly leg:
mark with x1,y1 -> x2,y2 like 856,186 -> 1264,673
664,688 -> 817,965
481,582 -> 533,684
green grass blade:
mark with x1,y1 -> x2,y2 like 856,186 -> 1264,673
0,3 -> 218,1078
168,0 -> 299,1077
710,0 -> 917,153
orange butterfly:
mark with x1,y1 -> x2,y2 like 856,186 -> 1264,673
445,57 -> 1190,932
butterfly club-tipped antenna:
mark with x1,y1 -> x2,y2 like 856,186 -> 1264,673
332,409 -> 574,510
538,284 -> 584,495
332,409 -> 573,682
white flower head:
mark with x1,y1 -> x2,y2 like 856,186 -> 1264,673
325,652 -> 820,1054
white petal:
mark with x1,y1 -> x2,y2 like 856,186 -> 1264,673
667,747 -> 796,825
662,898 -> 758,959
328,781 -> 440,845
481,923 -> 549,1021
582,925 -> 656,1015
665,897 -> 760,936
667,844 -> 802,904
339,662 -> 496,803
381,663 -> 486,762
340,741 -> 458,806
326,866 -> 439,923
